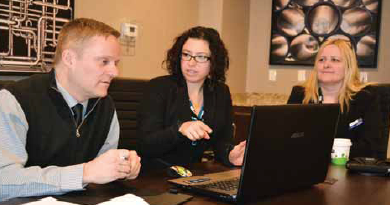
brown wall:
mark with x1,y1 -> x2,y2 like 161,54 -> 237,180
76,0 -> 199,80
221,0 -> 250,93
198,0 -> 250,93
77,0 -> 250,93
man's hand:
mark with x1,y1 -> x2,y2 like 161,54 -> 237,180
179,121 -> 212,141
125,150 -> 141,180
83,149 -> 141,184
228,141 -> 246,166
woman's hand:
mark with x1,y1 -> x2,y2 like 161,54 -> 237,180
229,141 -> 246,166
179,121 -> 213,141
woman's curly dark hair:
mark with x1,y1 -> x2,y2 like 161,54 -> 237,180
162,26 -> 229,88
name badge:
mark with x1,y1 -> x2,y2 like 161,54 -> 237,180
349,118 -> 363,130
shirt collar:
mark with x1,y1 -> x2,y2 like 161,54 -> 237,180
55,77 -> 88,113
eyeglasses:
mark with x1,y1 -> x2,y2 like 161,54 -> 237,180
181,53 -> 210,63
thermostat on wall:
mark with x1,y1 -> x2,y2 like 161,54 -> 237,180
121,23 -> 138,38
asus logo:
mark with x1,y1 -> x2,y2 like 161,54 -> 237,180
291,132 -> 304,138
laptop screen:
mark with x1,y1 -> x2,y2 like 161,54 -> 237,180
237,104 -> 340,204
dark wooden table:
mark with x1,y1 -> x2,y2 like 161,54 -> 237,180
2,161 -> 390,205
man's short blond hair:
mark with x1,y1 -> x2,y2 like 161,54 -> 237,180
53,18 -> 120,66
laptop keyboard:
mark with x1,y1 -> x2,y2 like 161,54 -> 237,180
194,177 -> 240,191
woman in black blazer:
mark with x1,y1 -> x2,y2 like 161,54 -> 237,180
137,27 -> 246,170
288,39 -> 386,159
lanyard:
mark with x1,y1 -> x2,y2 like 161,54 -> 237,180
189,100 -> 204,120
189,100 -> 204,146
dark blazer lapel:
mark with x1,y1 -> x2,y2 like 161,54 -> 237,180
177,82 -> 192,123
203,85 -> 216,131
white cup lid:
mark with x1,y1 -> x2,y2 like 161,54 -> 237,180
334,138 -> 352,146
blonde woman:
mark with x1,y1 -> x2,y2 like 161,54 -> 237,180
288,39 -> 386,159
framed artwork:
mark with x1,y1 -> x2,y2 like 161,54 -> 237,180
0,0 -> 74,75
269,0 -> 382,68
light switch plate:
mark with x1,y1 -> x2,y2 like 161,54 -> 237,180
269,70 -> 277,81
360,72 -> 368,82
298,70 -> 306,81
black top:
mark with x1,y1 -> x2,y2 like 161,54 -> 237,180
287,85 -> 387,159
137,75 -> 234,169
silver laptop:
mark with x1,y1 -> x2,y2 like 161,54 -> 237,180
169,104 -> 340,204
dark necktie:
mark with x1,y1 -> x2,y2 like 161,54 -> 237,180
72,103 -> 83,127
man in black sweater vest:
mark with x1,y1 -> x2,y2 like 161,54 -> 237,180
0,18 -> 141,201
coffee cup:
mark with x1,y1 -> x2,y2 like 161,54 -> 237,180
331,138 -> 352,165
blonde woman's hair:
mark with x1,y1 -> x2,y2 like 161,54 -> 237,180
53,18 -> 120,66
302,39 -> 370,113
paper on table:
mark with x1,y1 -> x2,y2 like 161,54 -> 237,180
97,194 -> 149,205
21,197 -> 80,205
